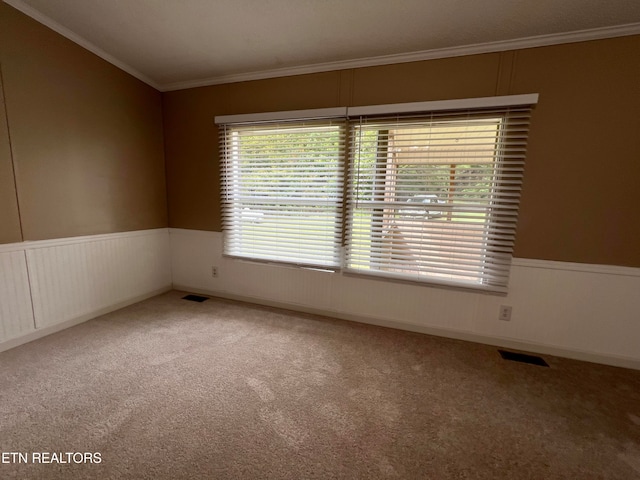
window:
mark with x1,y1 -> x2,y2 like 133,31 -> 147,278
217,96 -> 536,292
346,106 -> 531,291
219,114 -> 346,269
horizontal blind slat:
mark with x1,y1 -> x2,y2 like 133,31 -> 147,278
221,119 -> 346,268
220,100 -> 534,291
346,105 -> 532,289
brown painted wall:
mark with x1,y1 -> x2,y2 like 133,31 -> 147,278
0,66 -> 22,244
0,3 -> 167,242
163,72 -> 343,231
163,35 -> 640,268
509,40 -> 640,265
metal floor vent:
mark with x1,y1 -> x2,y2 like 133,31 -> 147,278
182,294 -> 209,303
498,349 -> 549,367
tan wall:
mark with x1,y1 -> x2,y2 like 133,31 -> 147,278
162,72 -> 343,231
509,40 -> 640,266
0,3 -> 167,242
0,65 -> 22,244
163,35 -> 640,268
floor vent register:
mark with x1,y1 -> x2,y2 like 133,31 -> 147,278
182,294 -> 210,303
498,349 -> 549,367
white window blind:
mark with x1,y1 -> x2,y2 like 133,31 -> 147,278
345,105 -> 534,292
219,118 -> 346,269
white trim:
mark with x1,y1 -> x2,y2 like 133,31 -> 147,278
1,228 -> 172,351
3,0 -> 161,91
0,228 -> 169,253
0,286 -> 171,354
215,107 -> 347,125
161,23 -> 640,91
213,96 -> 539,126
166,228 -> 640,278
511,258 -> 640,277
169,227 -> 216,237
347,94 -> 538,117
0,241 -> 24,254
6,0 -> 639,92
174,284 -> 640,371
168,228 -> 640,370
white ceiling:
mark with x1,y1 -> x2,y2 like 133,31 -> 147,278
6,0 -> 640,91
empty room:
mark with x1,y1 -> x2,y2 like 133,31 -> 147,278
1,0 -> 639,478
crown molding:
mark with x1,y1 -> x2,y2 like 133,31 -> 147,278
162,22 -> 640,92
4,0 -> 161,91
5,0 -> 639,93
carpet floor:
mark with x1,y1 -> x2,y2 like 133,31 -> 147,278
1,290 -> 639,479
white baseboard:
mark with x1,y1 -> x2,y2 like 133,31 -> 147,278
0,286 -> 171,354
4,226 -> 638,371
170,228 -> 640,371
0,228 -> 172,351
174,284 -> 640,371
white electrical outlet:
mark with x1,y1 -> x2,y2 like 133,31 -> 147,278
212,266 -> 218,278
499,305 -> 512,321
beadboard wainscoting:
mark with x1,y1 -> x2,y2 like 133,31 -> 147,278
170,228 -> 640,370
0,229 -> 172,352
0,249 -> 34,341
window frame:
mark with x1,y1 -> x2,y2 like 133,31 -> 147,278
344,112 -> 526,292
215,95 -> 537,293
218,112 -> 347,270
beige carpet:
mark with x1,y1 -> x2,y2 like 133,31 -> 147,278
1,290 -> 639,479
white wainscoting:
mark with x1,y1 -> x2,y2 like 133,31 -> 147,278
0,249 -> 34,342
170,228 -> 640,370
0,229 -> 172,352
